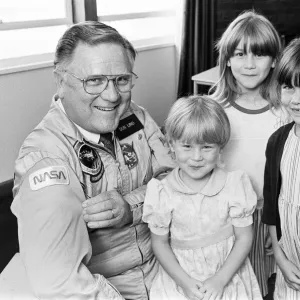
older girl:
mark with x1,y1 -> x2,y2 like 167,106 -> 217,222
210,10 -> 289,297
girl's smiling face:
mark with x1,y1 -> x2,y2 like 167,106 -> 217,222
281,85 -> 300,135
171,139 -> 221,189
228,39 -> 275,93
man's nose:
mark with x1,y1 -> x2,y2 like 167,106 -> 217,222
101,79 -> 120,102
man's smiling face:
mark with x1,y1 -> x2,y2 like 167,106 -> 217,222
59,42 -> 133,134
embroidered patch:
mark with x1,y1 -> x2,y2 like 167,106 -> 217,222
77,143 -> 104,183
29,166 -> 69,191
121,142 -> 138,169
116,114 -> 144,140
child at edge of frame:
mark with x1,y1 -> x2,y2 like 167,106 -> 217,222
262,37 -> 300,300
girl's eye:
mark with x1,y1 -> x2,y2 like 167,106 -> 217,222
182,144 -> 191,149
203,145 -> 212,149
180,143 -> 192,149
235,52 -> 244,57
282,84 -> 293,91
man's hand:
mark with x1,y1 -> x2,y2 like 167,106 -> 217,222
82,190 -> 133,228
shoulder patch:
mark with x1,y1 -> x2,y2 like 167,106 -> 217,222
29,166 -> 69,191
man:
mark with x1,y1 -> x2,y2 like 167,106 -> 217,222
11,21 -> 174,299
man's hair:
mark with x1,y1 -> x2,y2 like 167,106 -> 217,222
210,10 -> 282,107
54,21 -> 137,69
165,95 -> 230,149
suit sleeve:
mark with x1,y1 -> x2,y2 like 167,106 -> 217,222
12,156 -> 123,300
123,107 -> 175,226
142,108 -> 175,173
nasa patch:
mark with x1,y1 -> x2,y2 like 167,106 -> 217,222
77,143 -> 104,183
120,142 -> 138,169
29,166 -> 69,191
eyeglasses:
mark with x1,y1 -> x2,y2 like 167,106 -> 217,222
61,70 -> 138,95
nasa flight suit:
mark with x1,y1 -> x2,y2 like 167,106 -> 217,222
12,96 -> 175,300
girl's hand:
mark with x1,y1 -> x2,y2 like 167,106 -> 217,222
199,276 -> 225,300
181,278 -> 204,300
278,259 -> 300,290
264,234 -> 273,256
270,225 -> 300,291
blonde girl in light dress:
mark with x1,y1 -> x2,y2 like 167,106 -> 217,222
142,95 -> 262,300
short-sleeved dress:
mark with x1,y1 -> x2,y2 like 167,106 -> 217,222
143,166 -> 262,300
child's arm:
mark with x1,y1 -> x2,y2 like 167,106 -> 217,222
269,225 -> 300,290
200,225 -> 253,300
151,232 -> 204,300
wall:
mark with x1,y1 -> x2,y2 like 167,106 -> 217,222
0,46 -> 177,182
216,0 -> 300,44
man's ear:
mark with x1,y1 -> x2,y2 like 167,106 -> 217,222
54,70 -> 65,99
227,61 -> 231,67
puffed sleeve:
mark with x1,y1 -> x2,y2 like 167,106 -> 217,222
142,178 -> 172,235
228,171 -> 257,227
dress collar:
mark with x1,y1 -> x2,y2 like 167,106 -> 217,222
166,166 -> 228,196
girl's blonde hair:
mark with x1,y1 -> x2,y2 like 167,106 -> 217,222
165,95 -> 230,149
210,10 -> 282,107
270,37 -> 300,106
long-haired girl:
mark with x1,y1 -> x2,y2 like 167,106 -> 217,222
210,10 -> 289,297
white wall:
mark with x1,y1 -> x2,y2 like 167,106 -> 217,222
0,45 -> 177,182
133,46 -> 177,125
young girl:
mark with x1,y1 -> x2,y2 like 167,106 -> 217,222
143,95 -> 262,300
210,10 -> 289,297
262,38 -> 300,300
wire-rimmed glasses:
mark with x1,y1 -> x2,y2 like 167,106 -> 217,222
61,70 -> 138,95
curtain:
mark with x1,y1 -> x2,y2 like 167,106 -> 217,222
177,0 -> 216,98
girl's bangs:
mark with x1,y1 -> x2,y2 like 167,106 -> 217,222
180,117 -> 222,145
226,21 -> 277,58
180,122 -> 205,144
278,63 -> 300,87
243,26 -> 277,57
278,38 -> 300,87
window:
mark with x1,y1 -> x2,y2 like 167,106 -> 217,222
0,0 -> 72,72
0,0 -> 180,74
96,0 -> 178,48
